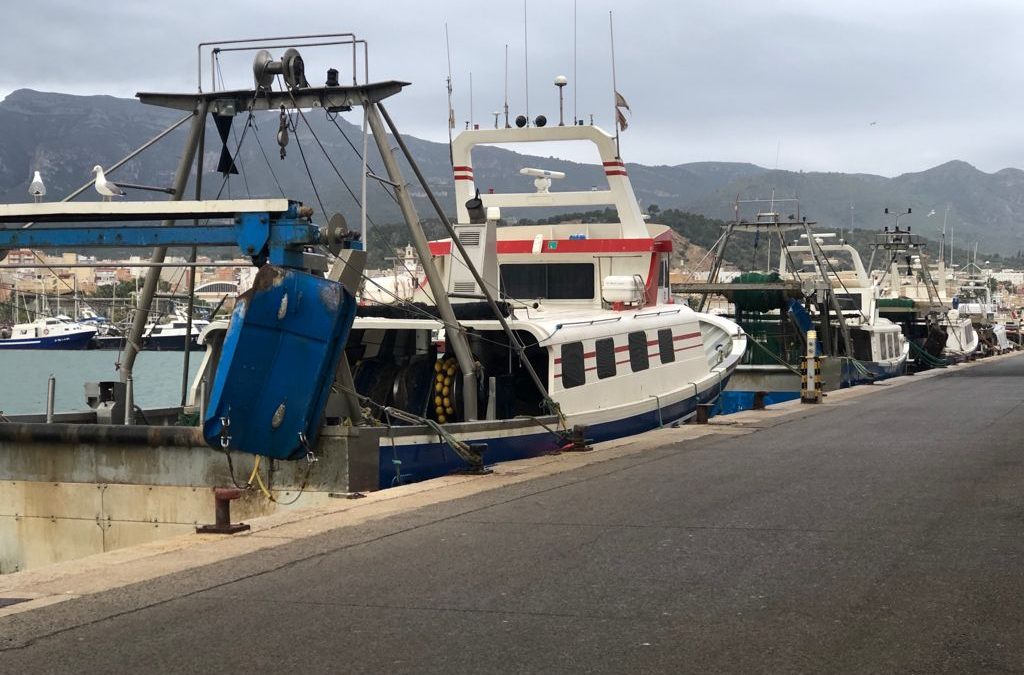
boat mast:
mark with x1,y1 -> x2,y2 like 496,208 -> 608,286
364,102 -> 479,420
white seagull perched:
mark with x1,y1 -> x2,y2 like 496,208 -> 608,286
92,165 -> 125,201
29,170 -> 46,202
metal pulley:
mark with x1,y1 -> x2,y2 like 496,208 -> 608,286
325,213 -> 349,256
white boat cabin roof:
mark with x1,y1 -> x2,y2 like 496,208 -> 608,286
354,302 -> 701,348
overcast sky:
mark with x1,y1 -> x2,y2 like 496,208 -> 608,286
5,0 -> 1024,177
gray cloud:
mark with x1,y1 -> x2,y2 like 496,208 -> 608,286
4,0 -> 1024,176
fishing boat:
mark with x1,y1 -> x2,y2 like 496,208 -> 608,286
677,201 -> 906,415
0,315 -> 96,349
193,100 -> 746,484
780,233 -> 908,383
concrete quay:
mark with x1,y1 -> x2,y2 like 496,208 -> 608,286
1,352 -> 1023,673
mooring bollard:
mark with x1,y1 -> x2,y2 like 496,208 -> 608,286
196,487 -> 250,534
801,329 -> 823,404
562,425 -> 593,452
694,404 -> 712,424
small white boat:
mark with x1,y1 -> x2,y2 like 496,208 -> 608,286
144,309 -> 210,351
0,316 -> 96,350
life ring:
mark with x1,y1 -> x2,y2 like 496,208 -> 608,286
42,329 -> 49,336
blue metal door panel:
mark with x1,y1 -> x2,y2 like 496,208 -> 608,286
203,264 -> 356,460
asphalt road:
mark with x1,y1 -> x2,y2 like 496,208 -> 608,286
3,357 -> 1024,673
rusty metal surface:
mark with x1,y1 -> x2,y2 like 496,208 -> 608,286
0,423 -> 205,447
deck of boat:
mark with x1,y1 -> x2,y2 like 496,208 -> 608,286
3,352 -> 1024,672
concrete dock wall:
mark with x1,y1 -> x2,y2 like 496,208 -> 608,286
0,425 -> 381,573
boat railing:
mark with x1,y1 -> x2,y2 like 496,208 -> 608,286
633,308 -> 683,319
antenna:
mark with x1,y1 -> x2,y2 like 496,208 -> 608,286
504,44 -> 510,127
609,11 -> 620,157
940,203 -> 950,265
445,23 -> 455,167
524,0 -> 530,124
469,71 -> 474,129
573,0 -> 578,124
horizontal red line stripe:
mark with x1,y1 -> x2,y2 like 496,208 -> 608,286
428,238 -> 661,256
454,176 -> 474,181
604,170 -> 628,176
674,332 -> 701,341
453,165 -> 473,172
603,160 -> 625,167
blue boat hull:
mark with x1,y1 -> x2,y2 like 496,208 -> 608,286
379,377 -> 727,488
0,330 -> 95,350
719,357 -> 907,415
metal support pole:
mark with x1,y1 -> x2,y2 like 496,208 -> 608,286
121,99 -> 210,384
199,377 -> 208,419
364,102 -> 478,420
486,376 -> 497,420
124,374 -> 135,424
180,120 -> 206,405
45,375 -> 55,423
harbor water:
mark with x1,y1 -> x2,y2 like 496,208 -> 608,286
0,350 -> 201,416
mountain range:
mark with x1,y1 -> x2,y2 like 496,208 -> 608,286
1,88 -> 1022,259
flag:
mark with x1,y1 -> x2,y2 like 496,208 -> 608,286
615,90 -> 631,131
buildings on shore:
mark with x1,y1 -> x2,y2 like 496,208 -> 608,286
0,250 -> 257,319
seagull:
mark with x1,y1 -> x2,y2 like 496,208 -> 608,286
29,170 -> 45,202
92,165 -> 125,201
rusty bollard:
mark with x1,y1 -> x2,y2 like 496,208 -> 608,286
564,425 -> 593,452
196,487 -> 251,535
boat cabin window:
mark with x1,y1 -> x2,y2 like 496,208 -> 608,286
658,329 -> 675,364
628,331 -> 649,372
45,319 -> 59,325
595,337 -> 617,379
500,263 -> 595,300
560,342 -> 586,388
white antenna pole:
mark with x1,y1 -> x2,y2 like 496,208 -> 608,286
940,203 -> 948,264
469,71 -> 474,128
573,0 -> 578,124
445,23 -> 455,167
504,44 -> 510,127
524,0 -> 530,124
949,223 -> 954,268
609,11 -> 620,158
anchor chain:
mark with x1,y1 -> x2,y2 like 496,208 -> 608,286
277,105 -> 289,159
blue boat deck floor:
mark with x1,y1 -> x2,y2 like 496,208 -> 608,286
3,353 -> 1024,673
